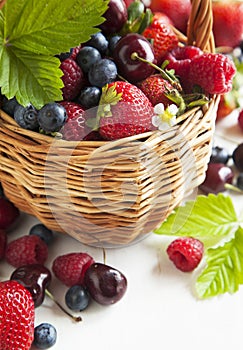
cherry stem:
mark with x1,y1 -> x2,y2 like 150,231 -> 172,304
45,289 -> 82,323
130,52 -> 182,91
224,183 -> 243,193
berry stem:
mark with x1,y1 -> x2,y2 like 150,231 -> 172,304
130,52 -> 182,91
45,289 -> 82,322
224,183 -> 243,193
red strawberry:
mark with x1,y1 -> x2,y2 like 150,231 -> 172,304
216,94 -> 237,121
167,237 -> 204,272
0,229 -> 7,259
60,58 -> 85,101
137,74 -> 175,106
0,280 -> 35,350
163,45 -> 203,92
52,252 -> 95,286
149,0 -> 191,33
143,21 -> 179,65
0,197 -> 20,230
97,81 -> 154,140
212,1 -> 243,48
189,53 -> 236,95
5,235 -> 48,268
59,101 -> 85,122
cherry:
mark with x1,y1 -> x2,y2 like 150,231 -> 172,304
10,264 -> 51,307
113,33 -> 156,83
232,143 -> 243,172
238,109 -> 243,131
199,163 -> 234,194
84,263 -> 127,305
99,0 -> 128,34
0,197 -> 20,230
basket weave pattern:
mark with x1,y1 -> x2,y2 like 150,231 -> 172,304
0,0 -> 220,246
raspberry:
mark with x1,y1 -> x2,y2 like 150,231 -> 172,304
52,252 -> 95,286
60,58 -> 85,101
189,53 -> 236,95
166,237 -> 204,272
70,44 -> 82,60
163,46 -> 203,92
5,235 -> 48,268
0,197 -> 20,230
59,101 -> 85,122
0,229 -> 7,260
61,110 -> 91,141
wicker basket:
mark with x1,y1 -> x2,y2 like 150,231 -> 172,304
0,0 -> 220,247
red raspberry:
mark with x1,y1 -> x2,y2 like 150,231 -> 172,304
70,44 -> 82,60
0,229 -> 7,260
61,110 -> 91,141
52,252 -> 95,286
163,46 -> 203,92
166,237 -> 204,272
60,58 -> 85,101
189,53 -> 236,95
0,197 -> 20,230
5,235 -> 48,268
59,101 -> 85,122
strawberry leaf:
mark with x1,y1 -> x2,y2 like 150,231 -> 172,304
0,0 -> 108,108
196,226 -> 243,299
154,194 -> 240,246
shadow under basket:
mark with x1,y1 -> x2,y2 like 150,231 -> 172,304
0,0 -> 220,247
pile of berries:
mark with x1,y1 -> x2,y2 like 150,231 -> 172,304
1,0 -> 236,142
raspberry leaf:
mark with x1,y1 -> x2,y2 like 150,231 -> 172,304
154,194 -> 240,246
195,226 -> 243,299
0,0 -> 108,108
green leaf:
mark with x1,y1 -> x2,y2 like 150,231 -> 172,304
154,194 -> 241,246
195,226 -> 243,299
0,0 -> 108,107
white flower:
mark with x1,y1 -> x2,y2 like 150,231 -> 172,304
152,103 -> 178,131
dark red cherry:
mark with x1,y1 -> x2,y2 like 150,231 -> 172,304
199,163 -> 234,194
10,264 -> 52,307
84,263 -> 127,305
113,33 -> 156,83
99,0 -> 128,34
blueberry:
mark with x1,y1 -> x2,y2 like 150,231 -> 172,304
88,58 -> 117,88
37,102 -> 67,133
34,323 -> 57,349
14,103 -> 39,130
1,96 -> 19,116
210,145 -> 230,164
79,86 -> 101,109
76,46 -> 101,73
29,223 -> 54,245
65,285 -> 90,311
236,173 -> 243,190
56,48 -> 74,61
85,32 -> 109,55
108,35 -> 121,54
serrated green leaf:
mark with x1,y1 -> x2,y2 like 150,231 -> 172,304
195,226 -> 243,299
154,194 -> 241,245
2,0 -> 108,55
0,0 -> 108,107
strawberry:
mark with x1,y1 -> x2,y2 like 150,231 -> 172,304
212,1 -> 243,48
52,252 -> 95,286
167,237 -> 204,272
60,58 -> 86,101
216,94 -> 237,121
5,235 -> 48,268
148,0 -> 191,33
97,81 -> 154,140
0,197 -> 20,230
137,74 -> 175,106
0,229 -> 7,259
189,53 -> 236,95
143,21 -> 179,65
59,101 -> 85,122
0,280 -> 35,350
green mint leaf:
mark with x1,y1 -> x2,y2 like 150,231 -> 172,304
154,194 -> 240,246
0,0 -> 108,107
195,226 -> 243,299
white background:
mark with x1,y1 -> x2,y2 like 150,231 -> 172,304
1,111 -> 243,350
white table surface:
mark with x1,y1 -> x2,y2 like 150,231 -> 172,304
1,110 -> 243,350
